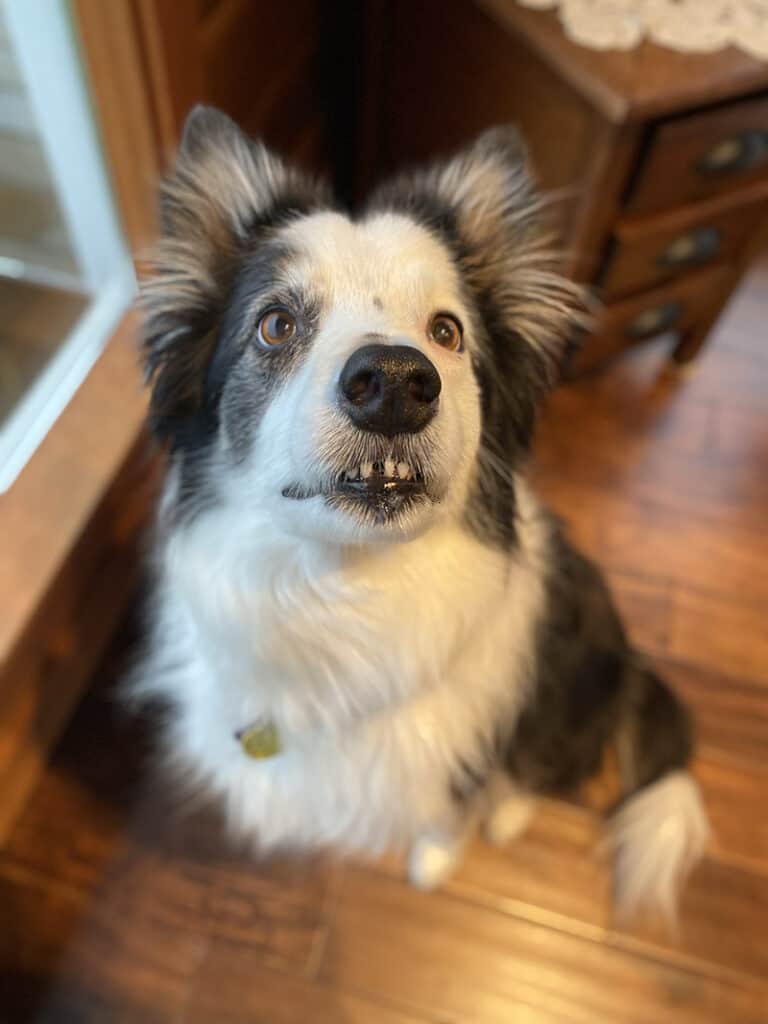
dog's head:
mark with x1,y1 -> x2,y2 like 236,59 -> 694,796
142,106 -> 577,546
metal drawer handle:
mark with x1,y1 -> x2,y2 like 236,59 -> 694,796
658,226 -> 721,269
626,301 -> 683,339
697,131 -> 768,175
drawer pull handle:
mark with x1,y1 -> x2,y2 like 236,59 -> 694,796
627,301 -> 682,339
697,131 -> 768,176
658,226 -> 721,269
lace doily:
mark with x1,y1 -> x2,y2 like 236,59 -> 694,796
517,1 -> 768,58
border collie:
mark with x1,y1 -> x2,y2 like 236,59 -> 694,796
134,106 -> 709,918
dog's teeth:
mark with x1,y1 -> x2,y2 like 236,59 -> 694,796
361,462 -> 372,479
397,462 -> 410,479
346,466 -> 356,480
384,458 -> 395,478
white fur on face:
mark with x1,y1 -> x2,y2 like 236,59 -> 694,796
224,211 -> 483,545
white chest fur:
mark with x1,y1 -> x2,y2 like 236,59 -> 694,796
140,493 -> 549,854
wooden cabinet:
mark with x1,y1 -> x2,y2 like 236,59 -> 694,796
362,0 -> 768,371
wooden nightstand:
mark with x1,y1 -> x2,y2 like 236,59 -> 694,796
360,0 -> 768,372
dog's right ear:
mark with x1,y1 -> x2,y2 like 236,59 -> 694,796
140,105 -> 331,446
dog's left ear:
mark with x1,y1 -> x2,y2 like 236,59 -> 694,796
140,106 -> 332,447
369,127 -> 577,380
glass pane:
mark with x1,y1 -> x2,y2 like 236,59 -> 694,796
0,0 -> 135,490
0,10 -> 81,281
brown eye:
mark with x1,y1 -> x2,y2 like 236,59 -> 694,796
257,309 -> 297,347
428,313 -> 463,352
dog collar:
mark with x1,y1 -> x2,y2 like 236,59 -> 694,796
235,718 -> 282,759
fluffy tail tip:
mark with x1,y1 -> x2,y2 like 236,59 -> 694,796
608,770 -> 711,924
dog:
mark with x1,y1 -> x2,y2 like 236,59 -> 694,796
133,105 -> 709,918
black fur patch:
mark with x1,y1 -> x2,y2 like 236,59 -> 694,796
500,525 -> 693,799
464,302 -> 551,549
146,223 -> 322,453
167,244 -> 322,518
216,262 -> 322,462
620,663 -> 693,792
449,747 -> 493,804
502,526 -> 629,794
142,105 -> 333,455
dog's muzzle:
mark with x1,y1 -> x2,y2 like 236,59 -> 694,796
282,345 -> 442,522
337,344 -> 441,436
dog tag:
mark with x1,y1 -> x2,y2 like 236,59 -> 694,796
236,720 -> 281,759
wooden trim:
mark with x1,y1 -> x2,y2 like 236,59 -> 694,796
0,2 -> 167,843
476,0 -> 768,125
0,314 -> 158,844
133,0 -> 205,158
71,0 -> 162,253
352,0 -> 390,203
567,121 -> 644,283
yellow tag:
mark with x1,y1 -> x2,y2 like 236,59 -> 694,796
239,721 -> 281,759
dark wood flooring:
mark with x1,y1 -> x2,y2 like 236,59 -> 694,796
2,260 -> 767,1022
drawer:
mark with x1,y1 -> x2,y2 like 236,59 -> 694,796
602,188 -> 768,299
626,94 -> 768,216
570,266 -> 730,373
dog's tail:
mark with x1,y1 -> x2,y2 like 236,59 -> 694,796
608,661 -> 710,921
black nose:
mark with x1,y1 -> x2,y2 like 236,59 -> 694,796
338,344 -> 441,436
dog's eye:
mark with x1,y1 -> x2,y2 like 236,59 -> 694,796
428,313 -> 463,352
257,309 -> 297,347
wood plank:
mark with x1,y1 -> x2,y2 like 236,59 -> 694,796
0,868 -> 193,1024
536,413 -> 768,535
669,586 -> 768,685
694,756 -> 768,873
534,473 -> 768,609
186,943 -> 436,1024
0,645 -> 155,889
0,679 -> 340,976
595,499 -> 768,607
322,869 -> 767,1024
366,763 -> 768,983
445,808 -> 768,982
663,660 -> 768,769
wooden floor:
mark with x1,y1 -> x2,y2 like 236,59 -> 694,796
2,261 -> 767,1022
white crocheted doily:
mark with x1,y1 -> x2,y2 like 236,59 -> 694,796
517,1 -> 768,58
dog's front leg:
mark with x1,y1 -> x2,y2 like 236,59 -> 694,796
407,806 -> 481,890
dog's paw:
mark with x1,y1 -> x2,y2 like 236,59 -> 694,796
408,836 -> 461,890
484,794 -> 535,846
